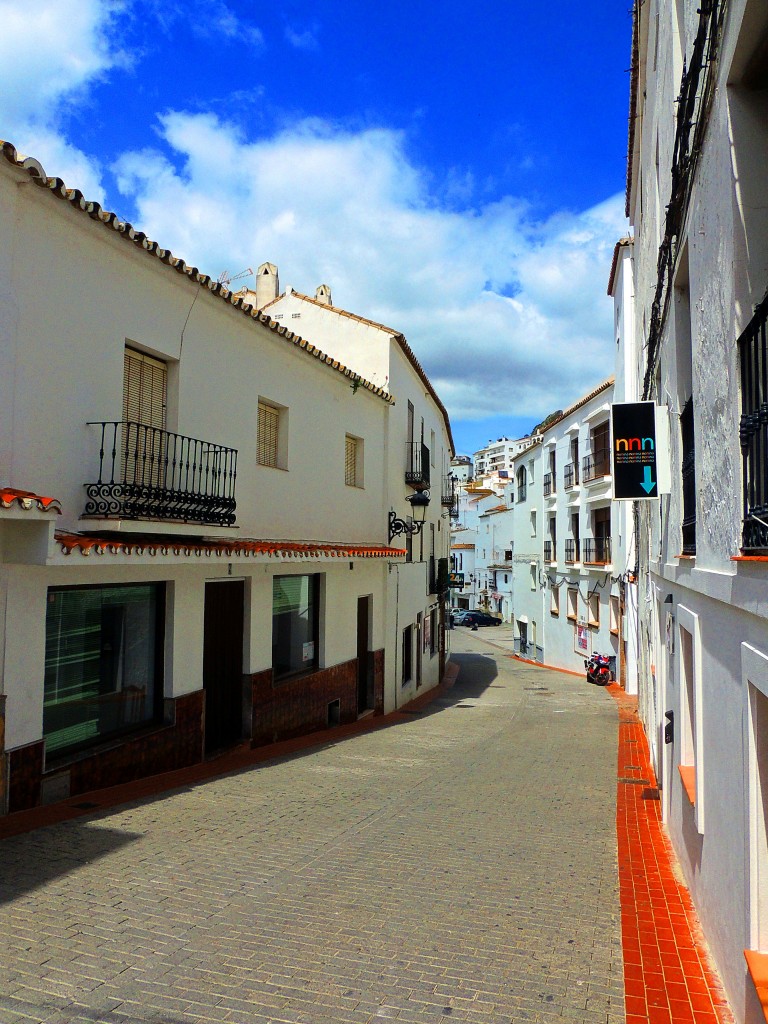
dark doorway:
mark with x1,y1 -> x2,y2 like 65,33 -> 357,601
203,579 -> 245,754
357,596 -> 373,714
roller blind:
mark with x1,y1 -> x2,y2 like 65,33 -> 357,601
258,402 -> 279,467
123,348 -> 167,430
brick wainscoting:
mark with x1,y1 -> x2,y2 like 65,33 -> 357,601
250,651 -> 386,747
6,690 -> 205,814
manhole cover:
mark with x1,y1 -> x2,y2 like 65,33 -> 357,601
618,777 -> 650,785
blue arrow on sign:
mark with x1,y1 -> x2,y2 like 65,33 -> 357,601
640,465 -> 656,494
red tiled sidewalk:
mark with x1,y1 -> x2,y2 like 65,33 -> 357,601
609,683 -> 734,1024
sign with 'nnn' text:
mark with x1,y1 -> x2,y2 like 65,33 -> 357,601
611,401 -> 660,500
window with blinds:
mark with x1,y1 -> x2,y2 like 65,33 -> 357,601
258,402 -> 280,468
123,349 -> 167,430
122,349 -> 168,486
345,435 -> 359,486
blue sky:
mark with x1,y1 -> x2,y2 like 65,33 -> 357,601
1,0 -> 632,456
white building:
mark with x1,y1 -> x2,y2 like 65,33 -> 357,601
0,143 -> 452,815
627,1 -> 768,1019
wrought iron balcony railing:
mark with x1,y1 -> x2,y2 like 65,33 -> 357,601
564,538 -> 580,564
543,473 -> 554,497
583,537 -> 612,565
405,441 -> 430,489
85,421 -> 237,526
582,448 -> 611,483
441,476 -> 458,518
564,462 -> 579,489
740,294 -> 768,551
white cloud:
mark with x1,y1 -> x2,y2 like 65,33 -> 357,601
0,0 -> 127,201
284,23 -> 320,51
112,112 -> 627,422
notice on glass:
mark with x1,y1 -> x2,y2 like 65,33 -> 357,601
302,642 -> 315,662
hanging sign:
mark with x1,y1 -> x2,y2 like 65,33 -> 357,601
448,572 -> 465,588
611,401 -> 660,500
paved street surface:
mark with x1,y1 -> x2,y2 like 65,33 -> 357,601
0,630 -> 624,1024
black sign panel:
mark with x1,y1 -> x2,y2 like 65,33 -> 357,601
448,572 -> 464,588
611,402 -> 659,500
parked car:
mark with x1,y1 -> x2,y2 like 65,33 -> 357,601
452,610 -> 472,625
460,611 -> 502,627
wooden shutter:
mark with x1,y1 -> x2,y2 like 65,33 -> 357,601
345,435 -> 358,486
123,349 -> 167,429
258,402 -> 279,467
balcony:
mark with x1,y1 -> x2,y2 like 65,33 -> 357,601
564,462 -> 579,490
582,448 -> 611,483
543,541 -> 555,564
564,538 -> 581,564
441,476 -> 458,518
543,473 -> 555,497
583,537 -> 612,565
84,421 -> 237,526
406,441 -> 431,489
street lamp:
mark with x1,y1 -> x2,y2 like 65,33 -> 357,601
389,490 -> 430,542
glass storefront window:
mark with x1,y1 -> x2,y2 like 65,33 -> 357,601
44,583 -> 164,757
272,575 -> 319,680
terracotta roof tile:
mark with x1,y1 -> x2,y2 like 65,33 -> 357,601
0,488 -> 61,513
55,532 -> 402,560
0,142 -> 392,406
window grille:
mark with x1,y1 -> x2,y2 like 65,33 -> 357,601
258,402 -> 280,467
740,295 -> 768,550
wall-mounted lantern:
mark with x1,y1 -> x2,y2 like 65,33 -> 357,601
389,490 -> 430,543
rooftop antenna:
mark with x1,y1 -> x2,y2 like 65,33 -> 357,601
217,267 -> 254,287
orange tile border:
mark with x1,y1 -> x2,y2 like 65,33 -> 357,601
608,683 -> 734,1024
744,950 -> 768,1023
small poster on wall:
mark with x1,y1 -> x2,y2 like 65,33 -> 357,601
575,621 -> 590,656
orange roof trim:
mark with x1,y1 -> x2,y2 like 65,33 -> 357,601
55,532 -> 403,560
0,488 -> 61,513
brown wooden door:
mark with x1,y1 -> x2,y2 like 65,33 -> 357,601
357,596 -> 373,713
203,580 -> 244,754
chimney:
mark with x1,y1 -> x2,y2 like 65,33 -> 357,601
315,283 -> 332,305
255,262 -> 279,308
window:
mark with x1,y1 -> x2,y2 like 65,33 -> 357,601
678,605 -> 704,831
530,564 -> 537,591
516,467 -> 527,502
345,434 -> 363,487
610,595 -> 620,636
680,398 -> 696,554
567,588 -> 578,621
744,642 -> 768,949
740,296 -> 768,549
402,625 -> 413,684
430,607 -> 438,656
44,583 -> 164,758
550,586 -> 560,616
530,510 -> 537,538
123,348 -> 168,486
258,400 -> 286,469
273,575 -> 320,680
588,592 -> 600,627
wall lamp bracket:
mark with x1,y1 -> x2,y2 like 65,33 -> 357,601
389,491 -> 430,543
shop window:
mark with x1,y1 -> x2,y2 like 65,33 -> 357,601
44,583 -> 165,758
273,575 -> 320,680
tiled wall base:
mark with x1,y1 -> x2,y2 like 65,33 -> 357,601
7,690 -> 204,814
250,651 -> 385,747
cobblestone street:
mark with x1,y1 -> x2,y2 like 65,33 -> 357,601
0,632 -> 624,1024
